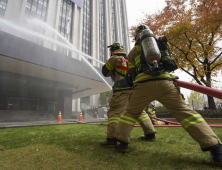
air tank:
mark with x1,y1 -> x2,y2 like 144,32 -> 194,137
140,29 -> 161,64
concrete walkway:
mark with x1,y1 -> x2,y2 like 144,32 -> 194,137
0,118 -> 108,129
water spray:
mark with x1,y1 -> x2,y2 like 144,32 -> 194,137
30,19 -> 105,65
0,18 -> 111,89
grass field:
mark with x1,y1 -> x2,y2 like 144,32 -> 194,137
0,122 -> 222,170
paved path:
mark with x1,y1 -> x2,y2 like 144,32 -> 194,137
0,118 -> 108,129
0,117 -> 219,129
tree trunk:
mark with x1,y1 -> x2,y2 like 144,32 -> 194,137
204,59 -> 216,110
207,95 -> 216,110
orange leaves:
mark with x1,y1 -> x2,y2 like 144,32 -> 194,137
129,0 -> 222,87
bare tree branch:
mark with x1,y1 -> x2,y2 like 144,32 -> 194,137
184,32 -> 193,45
200,76 -> 207,85
192,51 -> 204,64
211,62 -> 222,71
169,42 -> 187,56
210,51 -> 222,65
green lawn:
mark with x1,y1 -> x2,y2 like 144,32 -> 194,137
0,123 -> 222,170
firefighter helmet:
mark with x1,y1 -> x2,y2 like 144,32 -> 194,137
134,24 -> 149,40
107,42 -> 124,53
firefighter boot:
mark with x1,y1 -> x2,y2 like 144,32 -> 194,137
140,132 -> 156,141
100,138 -> 117,148
210,144 -> 222,166
116,140 -> 129,153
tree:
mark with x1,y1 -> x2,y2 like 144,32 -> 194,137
187,91 -> 206,110
216,87 -> 222,104
129,0 -> 222,109
98,91 -> 113,107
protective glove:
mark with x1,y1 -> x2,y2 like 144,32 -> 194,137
158,36 -> 168,51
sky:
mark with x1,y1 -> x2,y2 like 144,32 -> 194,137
125,0 -> 222,103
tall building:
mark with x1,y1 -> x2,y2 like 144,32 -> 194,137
0,0 -> 130,120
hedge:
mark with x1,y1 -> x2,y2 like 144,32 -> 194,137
156,106 -> 222,118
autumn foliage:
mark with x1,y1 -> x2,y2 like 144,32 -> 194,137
129,0 -> 222,109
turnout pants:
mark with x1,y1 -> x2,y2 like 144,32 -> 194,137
107,90 -> 155,139
117,80 -> 221,149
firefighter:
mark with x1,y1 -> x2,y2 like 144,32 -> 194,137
100,42 -> 156,147
115,25 -> 222,166
145,103 -> 167,125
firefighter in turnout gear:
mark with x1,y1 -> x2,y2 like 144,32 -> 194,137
100,42 -> 156,148
115,25 -> 222,166
145,103 -> 167,125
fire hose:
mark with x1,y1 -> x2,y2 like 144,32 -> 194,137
102,115 -> 222,127
100,124 -> 222,127
148,115 -> 180,125
175,80 -> 222,100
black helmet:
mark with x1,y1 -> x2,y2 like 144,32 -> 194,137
134,25 -> 149,39
107,42 -> 124,53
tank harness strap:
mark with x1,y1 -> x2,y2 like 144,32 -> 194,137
113,88 -> 132,93
115,69 -> 127,77
136,77 -> 179,83
118,56 -> 128,62
116,65 -> 129,71
115,56 -> 129,77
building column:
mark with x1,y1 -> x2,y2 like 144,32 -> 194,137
72,3 -> 83,60
4,0 -> 23,22
104,0 -> 111,61
91,0 -> 99,67
2,0 -> 25,36
58,90 -> 72,119
122,0 -> 131,52
90,95 -> 94,107
114,0 -> 122,44
45,0 -> 60,51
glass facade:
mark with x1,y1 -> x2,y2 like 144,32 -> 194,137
24,0 -> 49,45
99,0 -> 106,63
58,0 -> 72,40
82,0 -> 92,61
7,97 -> 39,111
57,0 -> 73,55
110,0 -> 116,43
25,0 -> 48,21
0,0 -> 8,17
119,0 -> 127,53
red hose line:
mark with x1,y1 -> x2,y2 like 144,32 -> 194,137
171,120 -> 222,123
149,115 -> 180,125
175,80 -> 222,100
106,119 -> 222,123
101,124 -> 222,127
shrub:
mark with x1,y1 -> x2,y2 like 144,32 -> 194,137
155,106 -> 173,118
196,109 -> 222,118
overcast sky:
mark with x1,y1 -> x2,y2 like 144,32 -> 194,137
125,0 -> 222,102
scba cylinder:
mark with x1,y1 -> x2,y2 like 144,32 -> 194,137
140,29 -> 161,64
